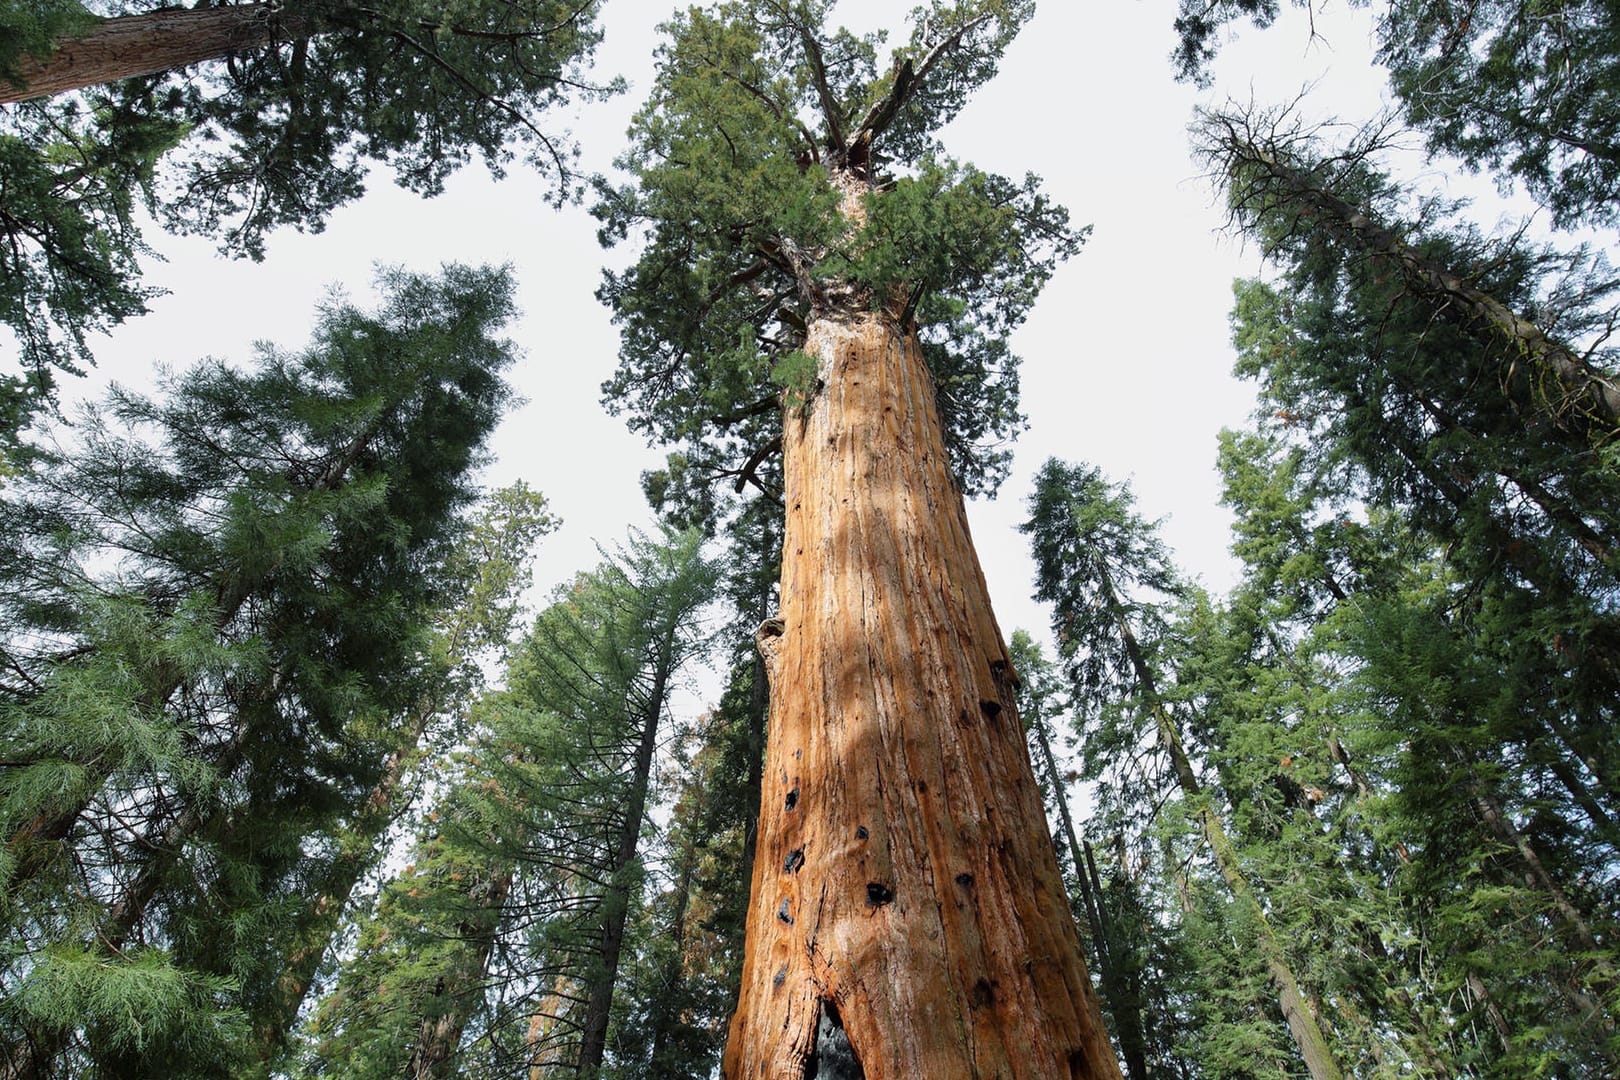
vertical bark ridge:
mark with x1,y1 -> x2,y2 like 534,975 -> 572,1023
0,5 -> 316,104
724,313 -> 1120,1079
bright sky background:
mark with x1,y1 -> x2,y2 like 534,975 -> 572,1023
69,0 -> 1408,669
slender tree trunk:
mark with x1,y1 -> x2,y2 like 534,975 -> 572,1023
256,709 -> 437,1063
722,310 -> 1121,1079
1471,780 -> 1615,996
0,4 -> 321,104
1110,605 -> 1345,1080
574,646 -> 672,1072
1543,751 -> 1620,851
1185,757 -> 1345,1080
1083,844 -> 1163,1078
1029,718 -> 1152,1080
1465,970 -> 1514,1053
1030,720 -> 1109,971
647,835 -> 697,1069
1546,711 -> 1620,812
403,865 -> 515,1079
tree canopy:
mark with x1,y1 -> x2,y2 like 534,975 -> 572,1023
596,0 -> 1083,509
0,0 -> 611,445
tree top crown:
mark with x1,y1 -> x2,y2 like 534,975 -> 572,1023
598,1 -> 1079,507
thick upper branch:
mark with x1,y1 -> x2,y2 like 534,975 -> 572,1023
787,11 -> 845,150
846,12 -> 991,154
0,5 -> 321,103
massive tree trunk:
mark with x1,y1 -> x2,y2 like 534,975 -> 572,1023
0,4 -> 318,104
722,310 -> 1121,1079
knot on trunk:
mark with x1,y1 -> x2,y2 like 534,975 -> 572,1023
756,616 -> 786,673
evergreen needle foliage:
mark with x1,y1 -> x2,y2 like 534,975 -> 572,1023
0,264 -> 521,1077
0,0 -> 614,445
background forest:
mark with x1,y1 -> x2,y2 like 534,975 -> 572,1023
1,0 -> 1616,1078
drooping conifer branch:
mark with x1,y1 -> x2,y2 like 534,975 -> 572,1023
1198,106 -> 1620,435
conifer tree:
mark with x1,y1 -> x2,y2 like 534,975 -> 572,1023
0,0 -> 610,439
1186,95 -> 1620,1061
596,3 -> 1117,1074
1206,408 -> 1620,1075
0,263 -> 519,1078
1213,283 -> 1620,1072
610,714 -> 753,1079
310,528 -> 715,1078
1023,458 -> 1348,1080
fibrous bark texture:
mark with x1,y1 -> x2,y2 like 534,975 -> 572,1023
0,5 -> 306,103
722,312 -> 1121,1080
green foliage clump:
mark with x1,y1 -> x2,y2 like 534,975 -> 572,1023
769,348 -> 819,411
597,0 -> 1081,516
0,264 -> 522,1076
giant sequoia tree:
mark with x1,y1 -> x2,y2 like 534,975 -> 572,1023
596,2 -> 1119,1075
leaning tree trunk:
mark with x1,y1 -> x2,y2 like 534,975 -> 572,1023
0,4 -> 320,104
722,310 -> 1122,1079
1108,602 -> 1345,1080
574,640 -> 672,1073
1207,124 -> 1620,434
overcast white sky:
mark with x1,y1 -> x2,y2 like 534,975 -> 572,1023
70,0 -> 1403,662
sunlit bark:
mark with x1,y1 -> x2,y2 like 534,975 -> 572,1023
722,310 -> 1121,1079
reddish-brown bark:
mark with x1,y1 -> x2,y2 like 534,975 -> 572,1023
722,311 -> 1122,1079
0,5 -> 314,104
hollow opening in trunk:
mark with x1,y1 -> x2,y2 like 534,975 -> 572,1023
804,999 -> 865,1080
